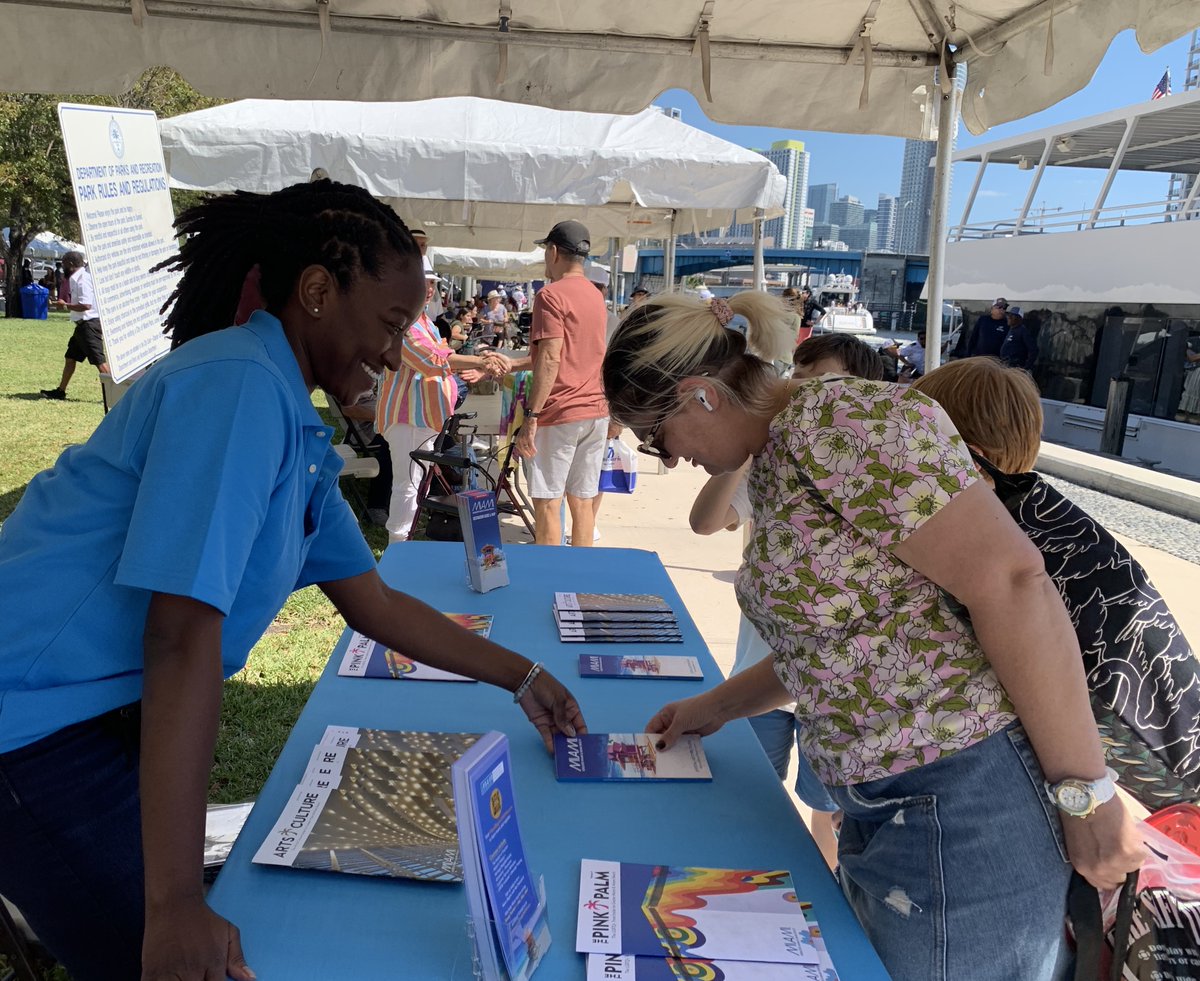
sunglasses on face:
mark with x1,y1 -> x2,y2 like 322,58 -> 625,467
636,414 -> 672,461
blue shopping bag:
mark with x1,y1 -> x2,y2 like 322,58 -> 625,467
598,438 -> 637,494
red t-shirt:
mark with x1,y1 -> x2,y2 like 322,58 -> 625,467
529,274 -> 608,427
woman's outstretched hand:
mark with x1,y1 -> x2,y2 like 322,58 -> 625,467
518,668 -> 587,753
646,693 -> 727,751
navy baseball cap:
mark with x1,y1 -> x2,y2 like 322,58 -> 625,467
535,220 -> 592,257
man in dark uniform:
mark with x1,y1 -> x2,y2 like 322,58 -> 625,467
966,297 -> 1011,358
999,306 -> 1037,370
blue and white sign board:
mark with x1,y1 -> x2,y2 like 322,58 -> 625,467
58,104 -> 176,382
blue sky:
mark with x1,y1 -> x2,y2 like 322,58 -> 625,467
654,28 -> 1197,230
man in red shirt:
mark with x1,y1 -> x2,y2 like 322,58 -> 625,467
515,221 -> 609,546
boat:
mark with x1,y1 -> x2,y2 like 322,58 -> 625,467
945,88 -> 1200,478
811,274 -> 876,335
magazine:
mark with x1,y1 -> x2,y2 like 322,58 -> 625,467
555,592 -> 673,613
558,626 -> 683,644
578,655 -> 703,680
252,727 -> 480,882
337,614 -> 493,682
576,860 -> 818,964
554,734 -> 712,782
586,954 -> 825,980
555,609 -> 680,625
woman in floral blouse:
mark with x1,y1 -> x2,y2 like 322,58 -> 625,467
602,292 -> 1145,981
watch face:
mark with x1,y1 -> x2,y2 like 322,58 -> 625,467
1055,782 -> 1094,815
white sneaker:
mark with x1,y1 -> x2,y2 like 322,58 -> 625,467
592,526 -> 601,542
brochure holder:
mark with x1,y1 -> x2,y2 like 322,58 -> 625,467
464,878 -> 548,981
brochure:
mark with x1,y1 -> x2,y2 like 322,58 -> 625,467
559,626 -> 683,644
337,614 -> 493,682
576,860 -> 818,964
555,609 -> 680,626
555,593 -> 673,613
459,490 -> 510,593
252,727 -> 480,882
586,954 -> 824,980
578,655 -> 703,680
554,734 -> 712,782
452,731 -> 550,981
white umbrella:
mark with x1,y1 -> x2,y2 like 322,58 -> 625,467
158,97 -> 786,252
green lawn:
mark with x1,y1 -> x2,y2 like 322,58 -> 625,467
0,314 -> 387,806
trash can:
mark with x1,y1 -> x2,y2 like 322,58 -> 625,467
19,283 -> 49,320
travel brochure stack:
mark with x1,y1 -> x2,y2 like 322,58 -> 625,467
252,726 -> 481,882
576,860 -> 839,980
554,592 -> 683,644
337,613 -> 494,683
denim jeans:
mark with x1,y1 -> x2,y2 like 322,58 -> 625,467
829,723 -> 1074,981
747,709 -> 838,812
0,706 -> 144,980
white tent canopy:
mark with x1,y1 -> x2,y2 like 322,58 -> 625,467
158,98 -> 787,251
2,1 -> 1195,138
23,232 -> 86,260
428,246 -> 545,280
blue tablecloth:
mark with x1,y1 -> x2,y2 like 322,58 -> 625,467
209,542 -> 890,979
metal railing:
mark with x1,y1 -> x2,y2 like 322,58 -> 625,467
951,196 -> 1199,241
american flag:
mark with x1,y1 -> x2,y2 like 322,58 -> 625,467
1152,67 -> 1171,100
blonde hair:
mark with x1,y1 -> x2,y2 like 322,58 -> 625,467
603,291 -> 794,428
911,358 -> 1043,473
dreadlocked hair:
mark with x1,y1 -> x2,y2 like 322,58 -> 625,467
153,179 -> 420,348
603,290 -> 794,430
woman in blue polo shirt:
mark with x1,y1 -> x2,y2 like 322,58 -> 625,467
0,181 -> 586,981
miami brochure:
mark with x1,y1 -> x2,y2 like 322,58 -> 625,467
337,613 -> 494,682
554,734 -> 712,782
586,954 -> 827,980
452,731 -> 551,981
555,592 -> 673,613
575,860 -> 819,966
252,726 -> 480,882
578,655 -> 703,680
459,490 -> 509,593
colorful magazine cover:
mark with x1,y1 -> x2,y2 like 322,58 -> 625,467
586,953 -> 825,980
337,614 -> 493,682
578,655 -> 703,680
555,592 -> 673,613
252,728 -> 480,882
554,734 -> 712,782
558,626 -> 684,644
459,490 -> 509,593
576,861 -> 818,965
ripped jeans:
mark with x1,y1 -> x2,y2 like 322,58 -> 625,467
828,723 -> 1074,981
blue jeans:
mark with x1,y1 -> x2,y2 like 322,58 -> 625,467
748,709 -> 838,812
0,706 -> 144,980
829,723 -> 1074,981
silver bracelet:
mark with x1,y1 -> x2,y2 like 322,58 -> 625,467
512,662 -> 543,702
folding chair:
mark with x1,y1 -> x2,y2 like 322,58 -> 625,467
325,396 -> 382,515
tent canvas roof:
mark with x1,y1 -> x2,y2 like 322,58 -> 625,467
2,2 -> 1195,137
158,98 -> 787,250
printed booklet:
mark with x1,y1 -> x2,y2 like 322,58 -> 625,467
558,625 -> 684,645
555,593 -> 673,614
554,734 -> 712,782
586,954 -> 826,980
252,726 -> 480,882
555,609 -> 680,625
452,731 -> 551,981
576,860 -> 819,965
337,614 -> 494,682
578,655 -> 703,680
459,490 -> 509,593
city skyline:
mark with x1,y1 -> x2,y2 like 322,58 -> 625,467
653,29 -> 1197,238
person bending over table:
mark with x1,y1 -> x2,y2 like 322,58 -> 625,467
0,181 -> 585,981
601,290 -> 1144,981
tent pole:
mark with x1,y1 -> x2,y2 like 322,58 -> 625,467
607,237 -> 618,312
752,208 -> 765,291
924,77 -> 957,372
611,239 -> 624,309
663,211 -> 678,292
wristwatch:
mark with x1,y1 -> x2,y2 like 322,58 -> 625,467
1044,767 -> 1118,818
526,410 -> 542,419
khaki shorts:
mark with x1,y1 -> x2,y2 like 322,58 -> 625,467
524,416 -> 608,500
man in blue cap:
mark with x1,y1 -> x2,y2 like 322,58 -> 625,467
1000,306 -> 1038,371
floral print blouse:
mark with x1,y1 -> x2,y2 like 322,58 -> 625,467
735,377 -> 1016,785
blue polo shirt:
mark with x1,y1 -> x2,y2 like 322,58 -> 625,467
0,312 -> 375,753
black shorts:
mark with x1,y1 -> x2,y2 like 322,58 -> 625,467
65,318 -> 106,366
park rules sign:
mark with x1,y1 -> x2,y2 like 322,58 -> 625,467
58,104 -> 177,382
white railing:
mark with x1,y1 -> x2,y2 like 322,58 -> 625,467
950,197 -> 1198,241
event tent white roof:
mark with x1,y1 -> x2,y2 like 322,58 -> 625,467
428,246 -> 546,280
158,98 -> 787,251
2,1 -> 1195,137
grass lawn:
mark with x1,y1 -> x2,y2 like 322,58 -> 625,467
0,314 -> 388,806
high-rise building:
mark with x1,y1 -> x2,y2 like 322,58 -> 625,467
807,183 -> 838,225
800,207 -> 815,248
840,222 -> 877,251
730,139 -> 810,248
897,139 -> 936,253
875,193 -> 899,251
828,196 -> 864,228
811,223 -> 840,247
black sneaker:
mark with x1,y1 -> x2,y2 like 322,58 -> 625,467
40,388 -> 66,400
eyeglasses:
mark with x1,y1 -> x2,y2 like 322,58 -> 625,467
636,414 -> 672,461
